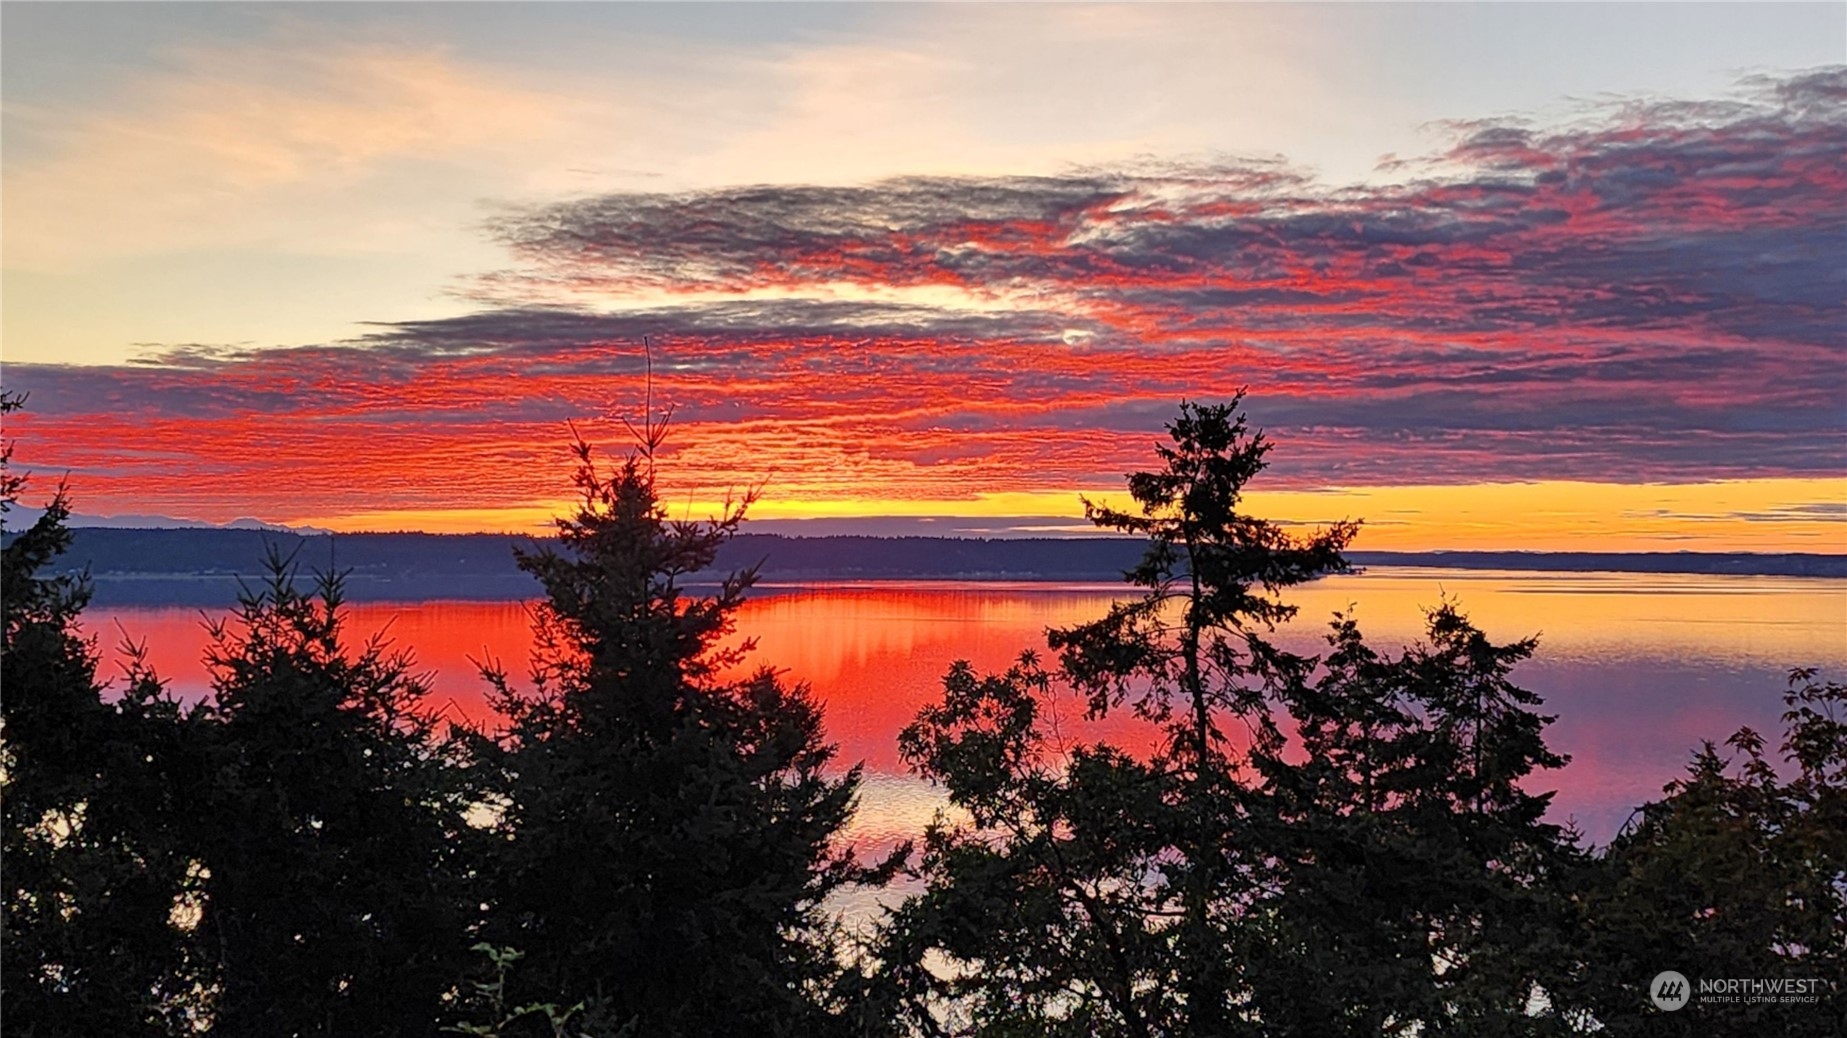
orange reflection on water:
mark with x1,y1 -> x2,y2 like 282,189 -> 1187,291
93,600 -> 538,728
735,582 -> 1152,770
89,572 -> 1847,846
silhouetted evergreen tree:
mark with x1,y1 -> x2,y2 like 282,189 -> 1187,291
1244,605 -> 1582,1035
1560,669 -> 1846,1035
876,397 -> 1583,1036
10,382 -> 1837,1036
470,435 -> 871,1036
1048,396 -> 1354,1035
879,652 -> 1183,1035
183,554 -> 475,1035
879,397 -> 1354,1035
2,390 -> 196,1034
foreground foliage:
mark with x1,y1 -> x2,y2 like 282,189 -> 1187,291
467,436 -> 878,1037
184,558 -> 475,1035
873,396 -> 1842,1036
3,392 -> 196,1032
1560,668 -> 1847,1036
875,399 -> 1582,1036
6,379 -> 474,1035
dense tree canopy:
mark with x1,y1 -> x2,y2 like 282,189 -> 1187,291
2,390 -> 195,1035
1242,605 -> 1581,1036
879,397 -> 1374,1035
467,436 -> 877,1037
875,396 -> 1841,1036
1559,668 -> 1847,1036
182,557 -> 475,1036
1048,396 -> 1357,1034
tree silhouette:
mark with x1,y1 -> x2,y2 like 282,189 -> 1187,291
877,397 -> 1586,1036
880,397 -> 1357,1035
879,653 -> 1180,1035
1244,605 -> 1582,1034
1561,669 -> 1846,1035
8,382 -> 1839,1035
2,390 -> 194,1034
183,553 -> 474,1035
470,434 -> 873,1036
1047,395 -> 1355,1034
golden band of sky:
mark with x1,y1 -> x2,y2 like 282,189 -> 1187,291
298,477 -> 1846,553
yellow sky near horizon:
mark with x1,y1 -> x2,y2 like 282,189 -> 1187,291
296,476 -> 1846,553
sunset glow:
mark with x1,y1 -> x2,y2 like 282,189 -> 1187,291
281,478 -> 1847,552
2,5 -> 1841,551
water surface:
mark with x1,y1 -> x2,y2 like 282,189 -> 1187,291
91,569 -> 1847,847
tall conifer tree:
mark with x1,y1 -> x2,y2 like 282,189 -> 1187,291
878,396 -> 1581,1036
472,433 -> 868,1036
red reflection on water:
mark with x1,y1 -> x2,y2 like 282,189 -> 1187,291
92,601 -> 537,728
87,575 -> 1847,846
93,586 -> 1154,769
736,583 -> 1160,769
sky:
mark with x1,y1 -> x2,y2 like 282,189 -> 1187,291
2,2 -> 1844,550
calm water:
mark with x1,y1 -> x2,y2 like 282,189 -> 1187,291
90,569 -> 1847,848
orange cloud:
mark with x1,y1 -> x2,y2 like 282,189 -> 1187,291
5,70 -> 1841,550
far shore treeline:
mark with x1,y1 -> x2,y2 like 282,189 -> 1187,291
13,527 -> 1847,607
5,391 -> 1843,1036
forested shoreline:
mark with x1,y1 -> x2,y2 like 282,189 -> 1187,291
13,527 -> 1847,607
6,394 -> 1843,1036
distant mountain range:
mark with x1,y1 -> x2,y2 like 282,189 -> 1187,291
9,527 -> 1844,607
5,505 -> 333,536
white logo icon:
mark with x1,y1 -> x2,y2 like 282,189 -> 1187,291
1651,970 -> 1690,1011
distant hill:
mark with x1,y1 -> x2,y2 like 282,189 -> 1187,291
8,527 -> 1843,606
4,504 -> 333,536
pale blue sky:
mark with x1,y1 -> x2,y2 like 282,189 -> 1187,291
5,2 -> 1842,365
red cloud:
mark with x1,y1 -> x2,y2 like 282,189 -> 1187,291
7,69 -> 1843,524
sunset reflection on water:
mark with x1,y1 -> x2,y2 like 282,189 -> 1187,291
92,570 -> 1847,847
